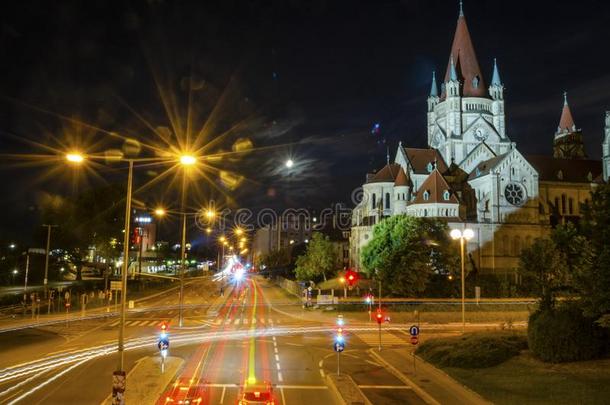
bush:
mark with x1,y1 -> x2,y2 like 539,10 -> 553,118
528,304 -> 607,363
416,332 -> 527,368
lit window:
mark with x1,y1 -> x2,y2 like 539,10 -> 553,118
427,162 -> 433,173
443,190 -> 450,201
423,190 -> 430,201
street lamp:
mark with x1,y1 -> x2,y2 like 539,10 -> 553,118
154,207 -> 166,217
177,153 -> 197,327
285,159 -> 294,168
179,155 -> 197,166
66,152 -> 85,163
450,228 -> 474,333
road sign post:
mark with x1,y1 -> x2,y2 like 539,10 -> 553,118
333,341 -> 345,375
409,324 -> 420,374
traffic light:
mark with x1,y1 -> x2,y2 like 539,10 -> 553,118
345,269 -> 358,287
375,310 -> 383,324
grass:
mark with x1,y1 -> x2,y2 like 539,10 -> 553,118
417,331 -> 610,404
416,331 -> 528,368
445,353 -> 610,405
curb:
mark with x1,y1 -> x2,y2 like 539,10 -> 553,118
325,373 -> 372,405
368,348 -> 440,405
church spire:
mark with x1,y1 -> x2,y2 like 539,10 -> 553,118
491,58 -> 502,86
442,1 -> 486,98
557,91 -> 576,134
429,71 -> 438,97
449,57 -> 458,82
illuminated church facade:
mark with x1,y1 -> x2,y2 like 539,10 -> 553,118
350,5 -> 609,277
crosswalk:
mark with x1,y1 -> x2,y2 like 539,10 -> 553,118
351,331 -> 408,347
213,317 -> 280,326
108,319 -> 167,327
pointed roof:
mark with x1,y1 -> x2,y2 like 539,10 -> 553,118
449,57 -> 458,82
429,71 -> 439,97
490,58 -> 501,86
368,163 -> 401,183
402,147 -> 449,174
394,167 -> 411,187
411,169 -> 460,205
442,4 -> 487,97
557,91 -> 576,134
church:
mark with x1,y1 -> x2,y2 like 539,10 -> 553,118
349,4 -> 609,277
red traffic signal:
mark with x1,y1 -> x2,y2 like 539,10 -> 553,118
345,269 -> 358,287
375,310 -> 383,324
161,322 -> 168,332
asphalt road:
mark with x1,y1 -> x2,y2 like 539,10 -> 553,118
0,276 -> 427,405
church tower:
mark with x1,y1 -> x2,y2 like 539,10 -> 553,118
426,2 -> 511,166
553,92 -> 586,159
602,111 -> 610,183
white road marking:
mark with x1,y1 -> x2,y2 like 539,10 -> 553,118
278,372 -> 283,382
280,388 -> 286,405
275,354 -> 280,362
276,363 -> 281,371
358,385 -> 412,389
274,348 -> 279,354
219,386 -> 226,404
319,368 -> 325,378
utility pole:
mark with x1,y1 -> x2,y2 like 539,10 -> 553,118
42,224 -> 58,300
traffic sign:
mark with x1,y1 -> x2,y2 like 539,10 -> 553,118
333,341 -> 345,352
410,336 -> 419,345
158,338 -> 169,350
409,325 -> 420,336
110,281 -> 122,291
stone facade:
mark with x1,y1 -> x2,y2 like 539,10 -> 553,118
349,7 -> 605,277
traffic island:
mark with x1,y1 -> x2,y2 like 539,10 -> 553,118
326,373 -> 372,405
101,355 -> 184,405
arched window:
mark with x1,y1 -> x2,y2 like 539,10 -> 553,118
423,190 -> 430,201
568,198 -> 574,215
424,209 -> 428,216
385,193 -> 390,209
371,194 -> 376,210
426,162 -> 434,173
443,190 -> 450,201
561,194 -> 567,214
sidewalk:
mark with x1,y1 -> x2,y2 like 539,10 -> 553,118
0,281 -> 187,333
369,347 -> 492,405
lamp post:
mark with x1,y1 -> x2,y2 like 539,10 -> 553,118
65,150 -> 199,404
450,228 -> 474,333
178,154 -> 196,328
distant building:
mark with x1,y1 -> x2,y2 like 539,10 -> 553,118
350,5 -> 606,277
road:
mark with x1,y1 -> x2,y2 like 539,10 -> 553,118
0,276 -> 431,405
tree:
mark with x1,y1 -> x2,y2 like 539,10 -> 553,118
294,232 -> 338,282
518,238 -> 568,310
579,183 -> 610,327
360,215 -> 458,296
39,184 -> 126,280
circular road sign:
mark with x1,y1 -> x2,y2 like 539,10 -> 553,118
410,336 -> 419,345
334,342 -> 345,352
409,325 -> 420,336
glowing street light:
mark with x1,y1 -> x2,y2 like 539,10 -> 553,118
66,153 -> 85,163
154,207 -> 166,217
234,228 -> 244,236
285,159 -> 294,168
450,228 -> 474,333
219,236 -> 226,243
179,155 -> 197,166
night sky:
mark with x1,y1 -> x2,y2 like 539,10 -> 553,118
1,0 -> 610,241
